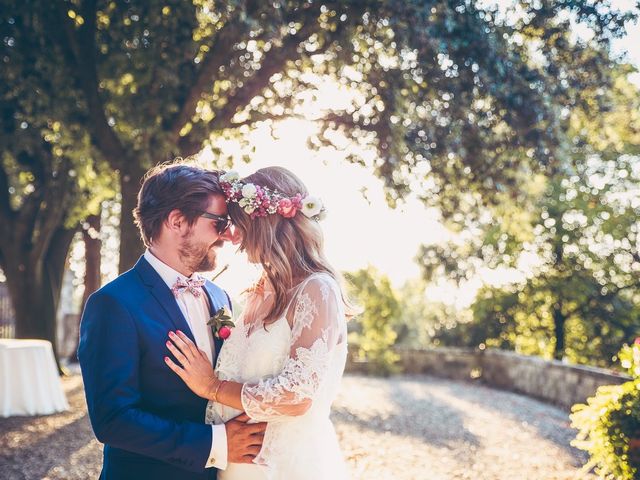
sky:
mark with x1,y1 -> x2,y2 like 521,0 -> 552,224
200,123 -> 449,300
202,12 -> 640,304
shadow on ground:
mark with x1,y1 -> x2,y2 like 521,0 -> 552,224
331,378 -> 480,449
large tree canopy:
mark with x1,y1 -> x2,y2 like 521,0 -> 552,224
0,3 -> 113,356
5,0 -> 631,271
419,65 -> 640,365
1,0 -> 636,356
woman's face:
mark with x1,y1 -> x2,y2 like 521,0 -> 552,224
228,224 -> 243,246
230,224 -> 260,263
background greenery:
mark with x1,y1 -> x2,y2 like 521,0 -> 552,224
1,0 -> 638,371
570,340 -> 640,479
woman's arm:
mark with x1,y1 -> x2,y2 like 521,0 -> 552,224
165,329 -> 244,410
166,275 -> 345,420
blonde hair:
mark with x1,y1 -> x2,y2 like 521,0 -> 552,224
227,166 -> 349,325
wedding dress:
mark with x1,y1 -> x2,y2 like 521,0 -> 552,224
205,272 -> 349,480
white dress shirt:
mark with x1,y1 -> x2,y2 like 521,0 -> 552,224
144,250 -> 228,470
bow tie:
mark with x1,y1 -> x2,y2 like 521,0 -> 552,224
171,276 -> 206,297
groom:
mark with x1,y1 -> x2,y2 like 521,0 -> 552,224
79,163 -> 265,479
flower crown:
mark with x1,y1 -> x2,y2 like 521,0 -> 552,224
220,170 -> 326,221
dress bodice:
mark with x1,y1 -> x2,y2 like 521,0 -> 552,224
208,315 -> 293,425
205,273 -> 349,480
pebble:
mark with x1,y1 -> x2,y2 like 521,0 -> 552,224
0,374 -> 596,479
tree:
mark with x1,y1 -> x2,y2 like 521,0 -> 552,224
68,211 -> 102,362
41,0 -> 634,271
0,3 -> 114,359
419,67 -> 640,366
345,266 -> 401,375
2,0 -> 635,359
1,16 -> 75,354
394,277 -> 455,348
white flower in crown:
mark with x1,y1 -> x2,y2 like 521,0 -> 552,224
242,183 -> 258,198
220,170 -> 240,183
244,204 -> 256,214
301,196 -> 323,218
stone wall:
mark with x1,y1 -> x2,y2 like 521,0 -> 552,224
480,349 -> 630,409
346,347 -> 631,410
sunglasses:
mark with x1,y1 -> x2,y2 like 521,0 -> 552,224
200,212 -> 231,235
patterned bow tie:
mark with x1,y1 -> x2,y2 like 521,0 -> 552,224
171,276 -> 206,297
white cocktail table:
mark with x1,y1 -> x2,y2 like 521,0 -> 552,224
0,339 -> 69,417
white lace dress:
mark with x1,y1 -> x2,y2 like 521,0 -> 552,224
205,273 -> 349,480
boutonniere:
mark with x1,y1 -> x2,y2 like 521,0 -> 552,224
208,306 -> 235,340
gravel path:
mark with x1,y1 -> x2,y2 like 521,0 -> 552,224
0,374 -> 594,479
333,375 -> 594,480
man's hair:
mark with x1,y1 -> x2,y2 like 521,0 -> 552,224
133,162 -> 223,247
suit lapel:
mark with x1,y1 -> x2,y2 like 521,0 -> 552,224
203,283 -> 225,366
134,256 -> 196,343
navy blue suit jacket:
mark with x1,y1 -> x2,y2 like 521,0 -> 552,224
78,256 -> 231,480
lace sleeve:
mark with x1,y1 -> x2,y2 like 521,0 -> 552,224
240,274 -> 345,421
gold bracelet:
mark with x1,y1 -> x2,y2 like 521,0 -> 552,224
212,380 -> 227,402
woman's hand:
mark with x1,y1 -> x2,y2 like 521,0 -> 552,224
165,330 -> 219,400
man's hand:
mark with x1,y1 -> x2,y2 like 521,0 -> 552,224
225,413 -> 267,464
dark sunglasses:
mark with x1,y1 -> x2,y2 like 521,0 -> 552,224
200,212 -> 231,234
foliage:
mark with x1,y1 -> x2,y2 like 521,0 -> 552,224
394,277 -> 457,348
0,2 -> 115,354
619,340 -> 640,378
418,66 -> 640,365
3,0 -> 635,271
571,340 -> 640,479
2,0 -> 637,358
344,266 -> 401,375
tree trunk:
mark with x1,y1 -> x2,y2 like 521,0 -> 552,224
118,164 -> 146,273
552,301 -> 566,361
551,217 -> 566,361
68,212 -> 102,362
4,226 -> 76,370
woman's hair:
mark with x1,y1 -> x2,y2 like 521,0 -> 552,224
133,161 -> 223,247
227,166 -> 350,325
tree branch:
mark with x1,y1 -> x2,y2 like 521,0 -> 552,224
0,162 -> 13,223
178,7 -> 326,154
15,192 -> 42,255
564,281 -> 640,320
320,111 -> 381,133
230,112 -> 306,129
169,16 -> 251,140
52,0 -> 130,169
30,159 -> 75,265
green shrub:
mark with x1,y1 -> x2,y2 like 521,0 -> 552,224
344,267 -> 401,376
570,340 -> 640,479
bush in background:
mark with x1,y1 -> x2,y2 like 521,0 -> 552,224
344,266 -> 401,375
570,339 -> 640,479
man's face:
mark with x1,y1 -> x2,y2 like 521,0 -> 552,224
178,194 -> 232,273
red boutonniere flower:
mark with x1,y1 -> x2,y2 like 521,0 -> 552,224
208,306 -> 235,340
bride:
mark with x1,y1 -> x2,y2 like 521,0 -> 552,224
165,166 -> 351,479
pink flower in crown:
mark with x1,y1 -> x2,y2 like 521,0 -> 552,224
221,182 -> 233,198
277,198 -> 297,218
291,193 -> 303,209
634,337 -> 640,346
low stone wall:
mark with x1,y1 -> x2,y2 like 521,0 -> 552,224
346,347 -> 631,410
481,349 -> 631,409
395,347 -> 482,381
